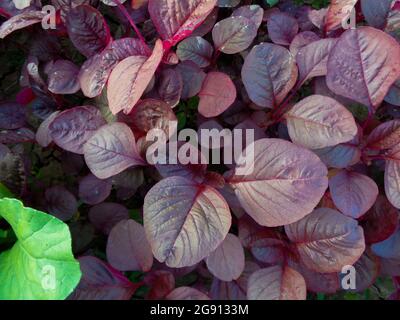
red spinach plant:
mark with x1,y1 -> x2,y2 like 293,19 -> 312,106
1,0 -> 400,300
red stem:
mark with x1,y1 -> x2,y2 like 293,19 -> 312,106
270,84 -> 301,123
112,0 -> 150,53
362,111 -> 373,131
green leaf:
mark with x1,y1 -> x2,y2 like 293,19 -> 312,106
0,198 -> 81,300
0,182 -> 13,199
266,0 -> 279,6
0,229 -> 7,238
176,112 -> 187,131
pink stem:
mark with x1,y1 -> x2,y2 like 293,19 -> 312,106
362,111 -> 373,131
270,84 -> 301,123
112,0 -> 150,52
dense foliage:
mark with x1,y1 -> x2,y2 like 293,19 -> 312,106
1,0 -> 400,300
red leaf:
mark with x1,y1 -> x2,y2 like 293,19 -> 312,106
198,71 -> 236,118
148,0 -> 217,49
247,265 -> 307,300
65,5 -> 111,57
228,138 -> 328,227
143,176 -> 231,268
285,208 -> 366,273
106,219 -> 153,272
329,169 -> 379,218
326,27 -> 400,111
107,40 -> 163,115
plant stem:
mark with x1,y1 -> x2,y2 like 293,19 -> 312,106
270,84 -> 300,123
362,110 -> 373,131
112,0 -> 150,52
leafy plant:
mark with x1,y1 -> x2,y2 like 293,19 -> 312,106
0,198 -> 81,299
0,0 -> 400,301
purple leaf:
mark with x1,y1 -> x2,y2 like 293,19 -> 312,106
360,195 -> 399,244
106,219 -> 153,272
289,31 -> 320,57
69,256 -> 138,300
329,169 -> 379,219
210,261 -> 259,300
100,0 -> 127,6
247,265 -> 307,300
88,202 -> 130,235
177,36 -> 213,68
361,0 -> 394,29
78,173 -> 112,205
250,238 -> 286,265
144,270 -> 175,299
79,38 -> 149,98
83,122 -> 145,179
314,76 -> 355,107
232,5 -> 264,29
198,71 -> 236,118
267,11 -> 299,46
228,138 -> 328,227
313,132 -> 361,169
288,259 -> 340,294
52,1 -> 97,21
285,208 -> 366,273
49,106 -> 106,154
36,111 -> 60,147
296,38 -> 337,85
308,8 -> 328,30
157,68 -> 183,108
242,43 -> 298,109
176,61 -> 206,99
111,168 -> 144,197
166,287 -> 210,300
206,234 -> 245,281
148,0 -> 217,49
0,10 -> 46,39
285,95 -> 358,149
107,40 -> 163,115
385,4 -> 400,40
45,186 -> 78,221
366,120 -> 400,151
143,176 -> 231,268
326,27 -> 400,111
212,16 -> 257,54
385,159 -> 400,208
0,102 -> 26,130
238,215 -> 277,249
155,142 -> 208,182
46,60 -> 80,94
372,227 -> 400,260
0,127 -> 35,144
65,5 -> 111,58
218,0 -> 239,7
348,251 -> 381,293
385,79 -> 400,106
381,256 -> 400,277
192,7 -> 218,37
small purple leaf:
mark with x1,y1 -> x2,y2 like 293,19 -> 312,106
79,173 -> 112,205
206,234 -> 245,281
83,122 -> 145,179
106,219 -> 153,272
329,169 -> 379,219
49,106 -> 106,154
